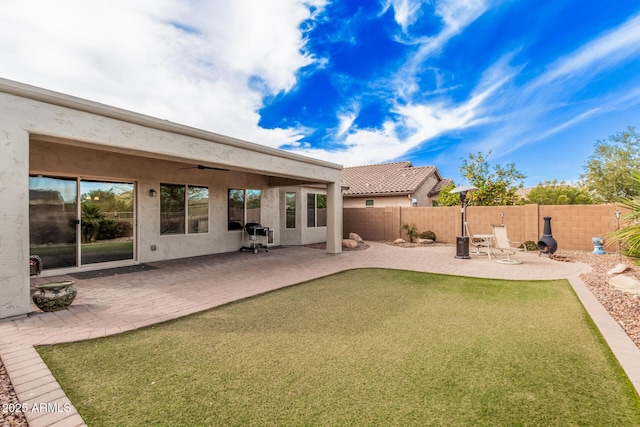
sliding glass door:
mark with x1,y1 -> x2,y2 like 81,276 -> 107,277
29,176 -> 78,269
80,180 -> 134,265
29,176 -> 135,271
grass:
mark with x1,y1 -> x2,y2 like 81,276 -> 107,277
37,269 -> 640,426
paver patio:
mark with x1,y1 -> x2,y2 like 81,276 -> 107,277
1,242 -> 639,426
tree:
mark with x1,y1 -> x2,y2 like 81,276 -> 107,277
459,151 -> 526,206
581,126 -> 640,203
81,203 -> 104,243
435,182 -> 460,206
525,180 -> 593,205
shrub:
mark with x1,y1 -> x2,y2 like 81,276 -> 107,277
419,230 -> 437,241
610,173 -> 640,260
520,240 -> 538,251
400,223 -> 420,243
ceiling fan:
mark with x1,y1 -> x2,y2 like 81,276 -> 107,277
179,164 -> 229,171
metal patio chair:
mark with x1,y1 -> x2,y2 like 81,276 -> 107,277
491,224 -> 525,264
464,222 -> 492,259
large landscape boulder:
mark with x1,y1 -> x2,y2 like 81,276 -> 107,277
349,232 -> 364,243
417,238 -> 434,244
342,239 -> 359,249
609,275 -> 640,294
607,263 -> 629,275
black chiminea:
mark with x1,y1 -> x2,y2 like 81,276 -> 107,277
538,216 -> 558,257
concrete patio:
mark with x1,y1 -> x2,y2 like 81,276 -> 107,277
1,242 -> 639,426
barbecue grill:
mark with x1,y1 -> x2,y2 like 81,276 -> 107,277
240,222 -> 270,254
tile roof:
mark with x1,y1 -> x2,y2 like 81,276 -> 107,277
342,161 -> 440,196
428,177 -> 454,196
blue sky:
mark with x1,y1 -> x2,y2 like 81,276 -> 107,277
2,1 -> 640,187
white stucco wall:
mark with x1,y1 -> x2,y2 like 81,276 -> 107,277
343,195 -> 413,208
0,79 -> 343,319
0,127 -> 31,318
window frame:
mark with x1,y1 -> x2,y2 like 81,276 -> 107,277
160,183 -> 209,236
285,192 -> 296,229
306,192 -> 327,228
228,188 -> 262,230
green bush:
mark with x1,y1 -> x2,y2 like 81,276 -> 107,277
419,230 -> 437,241
520,241 -> 538,251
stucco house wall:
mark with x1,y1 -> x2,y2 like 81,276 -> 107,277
0,79 -> 343,319
413,175 -> 439,206
343,195 -> 413,208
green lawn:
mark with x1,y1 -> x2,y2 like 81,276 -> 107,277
37,269 -> 640,426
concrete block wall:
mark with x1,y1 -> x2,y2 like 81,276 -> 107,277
344,204 -> 630,252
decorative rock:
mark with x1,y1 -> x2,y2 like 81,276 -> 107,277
342,239 -> 359,248
394,238 -> 406,244
417,238 -> 434,244
349,232 -> 364,243
609,275 -> 640,294
607,263 -> 629,275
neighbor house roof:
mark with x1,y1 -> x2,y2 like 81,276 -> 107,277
427,177 -> 454,197
342,161 -> 441,197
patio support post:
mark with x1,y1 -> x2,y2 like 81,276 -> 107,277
325,181 -> 343,255
0,124 -> 31,318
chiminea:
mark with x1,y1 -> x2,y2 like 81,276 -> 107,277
538,216 -> 558,258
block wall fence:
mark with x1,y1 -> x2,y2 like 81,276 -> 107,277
343,204 -> 630,252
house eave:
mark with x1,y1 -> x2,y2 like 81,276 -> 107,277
343,191 -> 413,198
0,78 -> 342,172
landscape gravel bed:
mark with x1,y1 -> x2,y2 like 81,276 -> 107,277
0,360 -> 27,427
557,249 -> 640,348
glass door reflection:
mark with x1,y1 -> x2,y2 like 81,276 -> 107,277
29,176 -> 78,269
80,181 -> 135,265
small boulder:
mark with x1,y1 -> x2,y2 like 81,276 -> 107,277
607,263 -> 629,275
609,275 -> 640,294
417,238 -> 434,244
349,232 -> 364,243
394,238 -> 406,244
342,239 -> 359,248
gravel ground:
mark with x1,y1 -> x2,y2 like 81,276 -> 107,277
2,247 -> 638,427
557,249 -> 640,348
1,360 -> 27,427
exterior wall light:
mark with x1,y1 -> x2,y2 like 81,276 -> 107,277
149,189 -> 157,197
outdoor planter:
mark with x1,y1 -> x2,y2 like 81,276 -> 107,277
592,237 -> 605,254
32,281 -> 77,312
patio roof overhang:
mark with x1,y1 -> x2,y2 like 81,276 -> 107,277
2,78 -> 342,187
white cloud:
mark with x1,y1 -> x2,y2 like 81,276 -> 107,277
391,0 -> 489,99
384,0 -> 424,33
0,0 -> 325,148
531,13 -> 640,90
298,49 -> 518,167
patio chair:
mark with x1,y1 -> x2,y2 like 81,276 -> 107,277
464,222 -> 492,259
491,224 -> 524,264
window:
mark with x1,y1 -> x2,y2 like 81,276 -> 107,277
188,186 -> 209,233
285,192 -> 296,229
228,189 -> 262,230
160,184 -> 186,234
161,183 -> 209,235
317,194 -> 327,227
365,199 -> 374,207
307,193 -> 327,228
